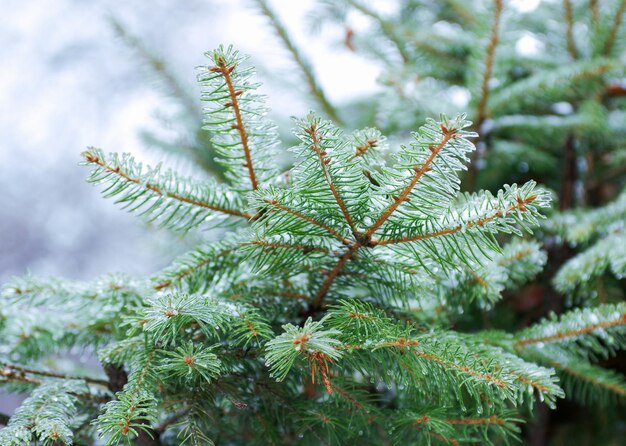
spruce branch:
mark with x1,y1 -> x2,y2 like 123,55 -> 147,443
373,188 -> 541,246
563,0 -> 579,59
82,149 -> 251,229
602,0 -> 626,55
528,349 -> 626,406
0,363 -> 108,387
254,0 -> 343,124
326,302 -> 563,407
364,123 -> 462,240
212,54 -> 258,190
305,121 -> 358,235
313,244 -> 360,309
7,35 -> 619,443
393,409 -> 522,445
152,241 -> 238,292
476,0 -> 503,125
516,314 -> 626,347
345,0 -> 410,63
560,362 -> 626,401
465,0 -> 503,190
261,196 -> 351,244
110,18 -> 202,123
0,381 -> 88,446
251,114 -> 547,311
514,303 -> 626,355
265,317 -> 343,391
553,232 -> 626,297
159,342 -> 221,384
97,348 -> 160,446
198,45 -> 280,190
488,58 -> 618,115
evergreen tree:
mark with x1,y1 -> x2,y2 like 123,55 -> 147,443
2,1 -> 626,445
268,0 -> 626,442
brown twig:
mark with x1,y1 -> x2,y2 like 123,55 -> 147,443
313,244 -> 360,309
590,0 -> 599,25
153,249 -> 234,291
83,152 -> 252,219
306,122 -> 358,235
346,0 -> 410,63
155,408 -> 190,433
465,0 -> 503,191
212,56 -> 259,190
254,0 -> 343,125
560,134 -> 577,211
546,360 -> 626,396
447,415 -> 507,425
245,240 -> 330,254
365,126 -> 459,240
350,138 -> 378,161
372,194 -> 537,246
1,363 -> 109,387
603,0 -> 626,56
476,0 -> 503,125
0,368 -> 41,385
563,0 -> 579,59
514,313 -> 626,347
263,199 -> 351,245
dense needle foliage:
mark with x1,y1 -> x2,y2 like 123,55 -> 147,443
2,1 -> 626,444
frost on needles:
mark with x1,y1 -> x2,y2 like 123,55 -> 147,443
1,45 -> 626,446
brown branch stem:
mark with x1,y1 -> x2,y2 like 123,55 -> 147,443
153,249 -> 234,291
346,0 -> 410,63
365,127 -> 458,239
313,244 -> 360,309
515,313 -> 626,347
255,0 -> 343,124
83,153 -> 252,219
563,0 -> 578,59
547,360 -> 626,396
1,363 -> 109,387
214,57 -> 259,190
372,194 -> 537,246
263,199 -> 351,245
306,122 -> 358,235
245,240 -> 330,254
465,0 -> 503,191
476,0 -> 503,124
603,0 -> 626,55
447,415 -> 507,425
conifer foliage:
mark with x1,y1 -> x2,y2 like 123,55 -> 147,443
1,34 -> 625,446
